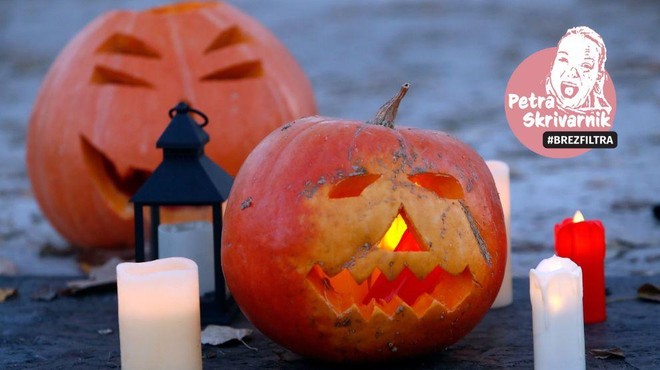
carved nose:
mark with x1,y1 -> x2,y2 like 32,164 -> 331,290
377,209 -> 424,252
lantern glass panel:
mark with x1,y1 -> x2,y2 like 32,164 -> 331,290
158,206 -> 214,295
156,204 -> 229,299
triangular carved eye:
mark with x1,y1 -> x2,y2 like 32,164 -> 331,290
205,26 -> 250,54
329,174 -> 381,199
90,65 -> 154,88
409,173 -> 464,199
95,33 -> 161,58
200,61 -> 263,81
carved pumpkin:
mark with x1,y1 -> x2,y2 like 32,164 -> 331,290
222,85 -> 506,361
26,1 -> 316,249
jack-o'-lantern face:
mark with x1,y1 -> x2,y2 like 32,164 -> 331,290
27,2 -> 316,249
222,87 -> 506,361
306,168 -> 491,320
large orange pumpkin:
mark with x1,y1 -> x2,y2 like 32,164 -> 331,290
222,85 -> 506,361
26,1 -> 316,249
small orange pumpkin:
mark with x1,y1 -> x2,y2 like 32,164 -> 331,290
222,85 -> 506,361
26,1 -> 316,249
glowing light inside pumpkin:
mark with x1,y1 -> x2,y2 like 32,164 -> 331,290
307,264 -> 474,318
573,210 -> 584,223
376,212 -> 425,253
379,214 -> 407,251
306,210 -> 477,318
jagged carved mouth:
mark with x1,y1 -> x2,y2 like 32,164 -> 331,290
307,210 -> 476,319
80,135 -> 152,217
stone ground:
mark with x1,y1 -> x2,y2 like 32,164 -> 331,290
1,276 -> 657,369
0,1 -> 658,276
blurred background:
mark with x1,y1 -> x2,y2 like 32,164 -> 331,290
0,0 -> 658,277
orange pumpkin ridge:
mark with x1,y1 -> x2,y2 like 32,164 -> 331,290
222,84 -> 506,361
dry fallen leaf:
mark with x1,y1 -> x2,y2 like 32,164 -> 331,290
76,248 -> 135,273
273,349 -> 303,362
89,257 -> 122,280
31,286 -> 58,301
590,348 -> 625,360
201,325 -> 255,350
61,257 -> 123,295
637,283 -> 660,303
39,243 -> 76,257
0,288 -> 17,302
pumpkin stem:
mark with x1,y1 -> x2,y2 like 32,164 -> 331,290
371,83 -> 410,128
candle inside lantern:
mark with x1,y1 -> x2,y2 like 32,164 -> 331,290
117,257 -> 202,370
487,160 -> 512,308
159,221 -> 214,295
554,210 -> 606,324
530,255 -> 585,370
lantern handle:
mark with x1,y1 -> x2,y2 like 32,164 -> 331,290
169,103 -> 209,127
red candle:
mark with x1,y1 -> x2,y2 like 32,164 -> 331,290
554,210 -> 606,324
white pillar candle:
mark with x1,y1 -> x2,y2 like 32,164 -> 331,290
530,255 -> 585,370
487,160 -> 512,308
159,221 -> 214,295
117,257 -> 202,370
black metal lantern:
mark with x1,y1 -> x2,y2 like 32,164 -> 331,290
131,102 -> 237,324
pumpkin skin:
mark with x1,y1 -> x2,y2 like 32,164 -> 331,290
26,1 -> 316,249
222,101 -> 506,360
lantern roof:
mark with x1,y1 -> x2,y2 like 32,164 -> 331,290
131,102 -> 232,205
156,102 -> 209,149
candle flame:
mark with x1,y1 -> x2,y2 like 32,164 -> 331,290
573,210 -> 584,223
549,294 -> 564,313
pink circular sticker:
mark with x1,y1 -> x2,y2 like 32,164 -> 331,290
505,27 -> 617,158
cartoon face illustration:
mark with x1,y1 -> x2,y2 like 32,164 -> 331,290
550,34 -> 601,107
547,26 -> 610,112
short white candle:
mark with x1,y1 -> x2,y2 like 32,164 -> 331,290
487,160 -> 512,308
117,257 -> 202,370
159,221 -> 214,295
530,255 -> 585,370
